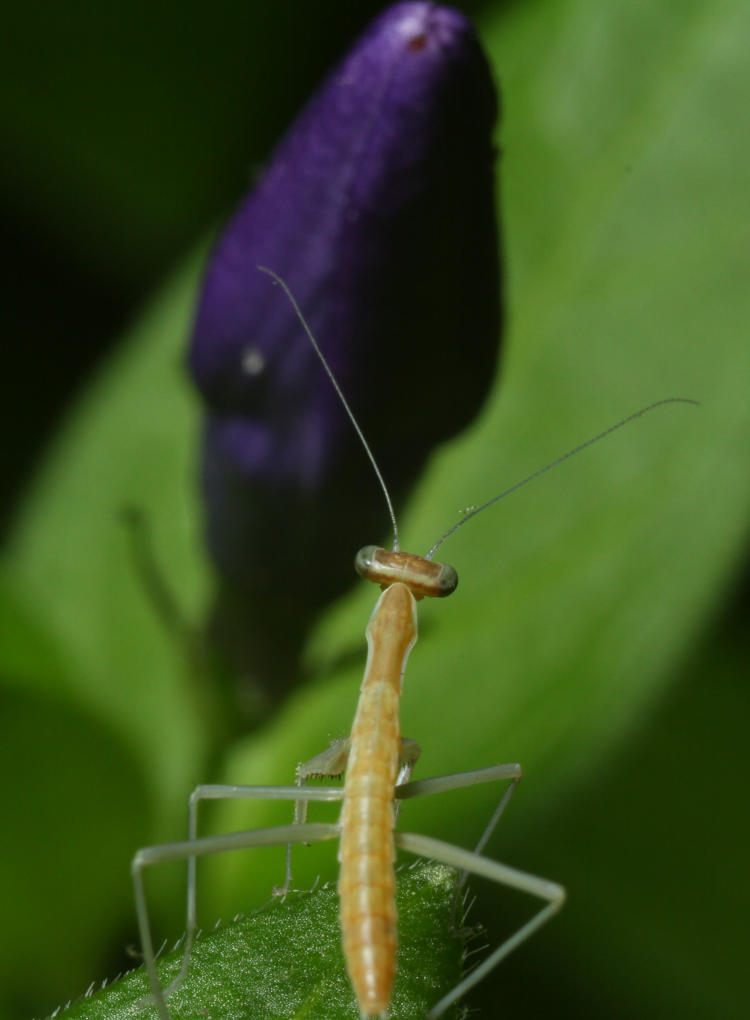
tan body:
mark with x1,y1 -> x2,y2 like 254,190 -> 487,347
133,543 -> 564,1020
338,582 -> 418,1015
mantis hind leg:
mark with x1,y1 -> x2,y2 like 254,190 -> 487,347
395,830 -> 564,1019
132,784 -> 341,1020
397,761 -> 521,878
394,763 -> 564,1018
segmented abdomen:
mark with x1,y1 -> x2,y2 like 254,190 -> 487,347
338,582 -> 417,1017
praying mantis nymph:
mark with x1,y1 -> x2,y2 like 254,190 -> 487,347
131,267 -> 697,1019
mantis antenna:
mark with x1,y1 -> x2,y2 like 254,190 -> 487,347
257,265 -> 401,551
258,266 -> 698,564
426,397 -> 700,559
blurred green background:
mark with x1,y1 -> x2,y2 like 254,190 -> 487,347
2,1 -> 749,1018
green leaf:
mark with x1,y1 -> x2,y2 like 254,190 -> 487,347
0,578 -> 148,1011
59,863 -> 463,1020
6,256 -> 213,829
512,628 -> 750,1020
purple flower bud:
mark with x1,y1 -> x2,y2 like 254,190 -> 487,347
189,3 -> 501,685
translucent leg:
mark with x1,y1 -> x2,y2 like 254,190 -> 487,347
183,783 -> 343,973
394,762 -> 563,1017
131,785 -> 342,1020
396,761 -> 521,809
397,762 -> 522,886
394,830 -> 565,1019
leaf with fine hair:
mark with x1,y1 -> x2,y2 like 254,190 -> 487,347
58,862 -> 464,1020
